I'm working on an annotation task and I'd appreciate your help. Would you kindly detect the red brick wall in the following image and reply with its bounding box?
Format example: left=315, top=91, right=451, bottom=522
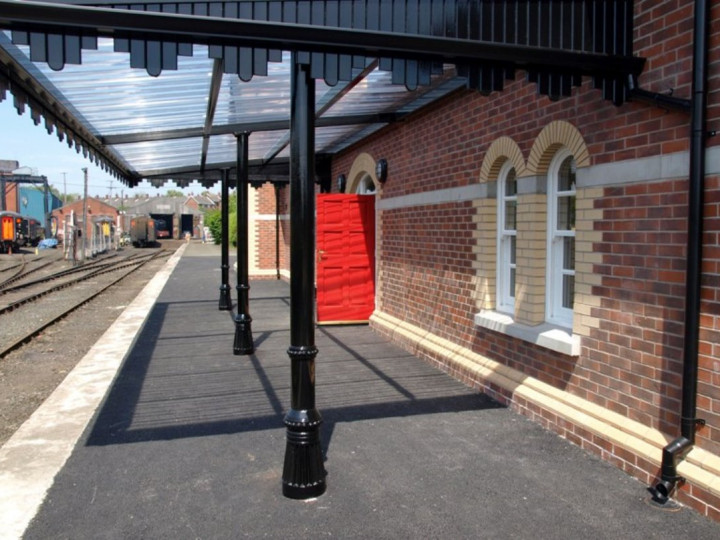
left=332, top=0, right=720, bottom=514
left=252, top=183, right=289, bottom=276
left=588, top=181, right=689, bottom=431
left=581, top=175, right=718, bottom=455
left=700, top=175, right=720, bottom=451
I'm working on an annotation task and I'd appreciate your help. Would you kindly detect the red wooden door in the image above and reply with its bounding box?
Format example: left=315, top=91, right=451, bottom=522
left=316, top=194, right=375, bottom=324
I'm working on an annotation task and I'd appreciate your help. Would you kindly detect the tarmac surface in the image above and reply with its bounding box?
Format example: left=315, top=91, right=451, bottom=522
left=2, top=241, right=720, bottom=539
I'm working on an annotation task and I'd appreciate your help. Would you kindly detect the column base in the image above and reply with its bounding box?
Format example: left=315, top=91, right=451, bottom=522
left=282, top=409, right=326, bottom=499
left=233, top=315, right=254, bottom=355
left=218, top=285, right=232, bottom=311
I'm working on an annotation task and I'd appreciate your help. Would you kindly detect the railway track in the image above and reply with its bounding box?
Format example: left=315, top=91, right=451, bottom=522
left=0, top=252, right=137, bottom=305
left=0, top=249, right=172, bottom=358
left=0, top=254, right=58, bottom=290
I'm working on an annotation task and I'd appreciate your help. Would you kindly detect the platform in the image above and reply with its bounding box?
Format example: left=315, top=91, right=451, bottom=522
left=2, top=241, right=719, bottom=539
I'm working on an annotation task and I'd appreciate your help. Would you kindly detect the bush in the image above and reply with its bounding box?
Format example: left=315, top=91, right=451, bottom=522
left=204, top=210, right=222, bottom=244
left=203, top=192, right=237, bottom=245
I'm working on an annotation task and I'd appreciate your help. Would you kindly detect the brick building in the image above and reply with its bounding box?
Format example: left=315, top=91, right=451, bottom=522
left=319, top=0, right=720, bottom=520
left=248, top=183, right=290, bottom=279
left=51, top=197, right=119, bottom=243
left=2, top=0, right=720, bottom=521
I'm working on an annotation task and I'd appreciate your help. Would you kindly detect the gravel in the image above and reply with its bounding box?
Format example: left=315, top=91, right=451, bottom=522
left=0, top=242, right=183, bottom=447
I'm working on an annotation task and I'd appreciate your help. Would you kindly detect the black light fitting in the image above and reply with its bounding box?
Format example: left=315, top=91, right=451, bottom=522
left=375, top=158, right=388, bottom=183
left=337, top=174, right=346, bottom=193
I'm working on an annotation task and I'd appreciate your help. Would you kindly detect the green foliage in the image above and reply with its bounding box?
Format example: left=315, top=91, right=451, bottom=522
left=203, top=193, right=236, bottom=245
left=204, top=210, right=222, bottom=244
left=229, top=211, right=237, bottom=247
left=166, top=189, right=185, bottom=197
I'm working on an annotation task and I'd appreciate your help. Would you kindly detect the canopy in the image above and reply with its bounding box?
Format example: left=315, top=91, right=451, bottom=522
left=0, top=0, right=644, bottom=188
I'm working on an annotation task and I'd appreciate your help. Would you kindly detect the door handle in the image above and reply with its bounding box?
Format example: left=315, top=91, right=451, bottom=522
left=318, top=250, right=326, bottom=262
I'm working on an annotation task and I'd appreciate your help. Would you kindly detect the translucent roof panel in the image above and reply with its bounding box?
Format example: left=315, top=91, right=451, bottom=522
left=315, top=124, right=384, bottom=154
left=206, top=132, right=291, bottom=164
left=109, top=138, right=204, bottom=172
left=323, top=123, right=389, bottom=154
left=12, top=38, right=215, bottom=136
left=215, top=53, right=292, bottom=126
left=320, top=66, right=460, bottom=119
left=1, top=29, right=464, bottom=180
left=320, top=69, right=407, bottom=117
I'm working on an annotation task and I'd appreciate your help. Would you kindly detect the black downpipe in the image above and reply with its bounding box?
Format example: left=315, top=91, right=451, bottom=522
left=653, top=0, right=709, bottom=503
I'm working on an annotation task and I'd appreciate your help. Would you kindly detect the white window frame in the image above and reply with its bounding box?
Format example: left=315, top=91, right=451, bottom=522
left=496, top=160, right=517, bottom=314
left=356, top=174, right=376, bottom=194
left=546, top=148, right=576, bottom=328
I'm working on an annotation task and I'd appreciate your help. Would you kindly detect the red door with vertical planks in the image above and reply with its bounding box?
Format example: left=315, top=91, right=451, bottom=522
left=316, top=194, right=375, bottom=324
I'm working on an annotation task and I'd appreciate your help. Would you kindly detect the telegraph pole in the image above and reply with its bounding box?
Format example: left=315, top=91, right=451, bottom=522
left=81, top=167, right=88, bottom=262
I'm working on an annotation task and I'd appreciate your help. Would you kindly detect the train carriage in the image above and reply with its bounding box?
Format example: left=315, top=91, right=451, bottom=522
left=0, top=211, right=23, bottom=254
left=129, top=215, right=158, bottom=248
left=20, top=217, right=44, bottom=247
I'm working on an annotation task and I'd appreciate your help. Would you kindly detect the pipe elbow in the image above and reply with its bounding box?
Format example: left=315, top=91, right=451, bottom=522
left=653, top=436, right=693, bottom=503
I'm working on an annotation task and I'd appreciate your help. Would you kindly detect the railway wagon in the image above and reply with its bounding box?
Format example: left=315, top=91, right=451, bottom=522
left=129, top=215, right=157, bottom=248
left=0, top=211, right=23, bottom=253
left=20, top=217, right=44, bottom=247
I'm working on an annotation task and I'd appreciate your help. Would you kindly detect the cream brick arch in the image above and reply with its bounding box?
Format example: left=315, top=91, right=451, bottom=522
left=479, top=136, right=526, bottom=182
left=526, top=120, right=590, bottom=175
left=346, top=152, right=380, bottom=193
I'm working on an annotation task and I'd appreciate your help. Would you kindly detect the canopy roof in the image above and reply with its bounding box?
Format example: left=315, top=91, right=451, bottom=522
left=0, top=0, right=644, bottom=188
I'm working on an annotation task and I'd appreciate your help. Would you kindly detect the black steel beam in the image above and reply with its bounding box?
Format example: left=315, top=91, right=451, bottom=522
left=100, top=113, right=405, bottom=146
left=233, top=131, right=254, bottom=355
left=0, top=1, right=646, bottom=79
left=200, top=59, right=224, bottom=171
left=282, top=53, right=326, bottom=500
left=138, top=157, right=291, bottom=180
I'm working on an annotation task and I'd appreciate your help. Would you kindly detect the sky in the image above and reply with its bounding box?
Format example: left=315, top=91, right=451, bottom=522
left=0, top=98, right=215, bottom=198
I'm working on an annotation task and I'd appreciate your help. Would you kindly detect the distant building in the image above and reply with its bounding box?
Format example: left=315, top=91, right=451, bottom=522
left=101, top=194, right=210, bottom=239
left=50, top=197, right=119, bottom=243
left=0, top=162, right=60, bottom=235
left=184, top=193, right=219, bottom=212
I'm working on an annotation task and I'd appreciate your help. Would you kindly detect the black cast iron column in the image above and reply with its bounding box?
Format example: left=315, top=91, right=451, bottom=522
left=218, top=168, right=232, bottom=310
left=275, top=182, right=282, bottom=280
left=282, top=53, right=326, bottom=499
left=234, top=132, right=254, bottom=355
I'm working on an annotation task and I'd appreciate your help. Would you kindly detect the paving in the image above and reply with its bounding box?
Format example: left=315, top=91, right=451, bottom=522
left=2, top=241, right=720, bottom=539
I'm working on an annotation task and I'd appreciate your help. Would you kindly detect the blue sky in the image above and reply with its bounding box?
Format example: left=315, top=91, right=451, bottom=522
left=0, top=98, right=212, bottom=198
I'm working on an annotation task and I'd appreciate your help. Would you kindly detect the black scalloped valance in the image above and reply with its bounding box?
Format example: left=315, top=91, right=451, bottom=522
left=0, top=66, right=137, bottom=182
left=7, top=0, right=639, bottom=103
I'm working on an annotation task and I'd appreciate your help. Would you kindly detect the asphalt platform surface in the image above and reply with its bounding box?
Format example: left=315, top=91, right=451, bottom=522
left=7, top=242, right=720, bottom=539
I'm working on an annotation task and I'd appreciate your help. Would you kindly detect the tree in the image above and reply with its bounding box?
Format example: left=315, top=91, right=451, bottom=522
left=166, top=189, right=185, bottom=197
left=203, top=192, right=236, bottom=245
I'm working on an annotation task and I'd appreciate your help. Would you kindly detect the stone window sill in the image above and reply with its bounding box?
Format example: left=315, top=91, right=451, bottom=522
left=474, top=310, right=581, bottom=357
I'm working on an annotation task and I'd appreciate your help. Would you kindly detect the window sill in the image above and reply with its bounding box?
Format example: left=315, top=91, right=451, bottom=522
left=474, top=310, right=581, bottom=357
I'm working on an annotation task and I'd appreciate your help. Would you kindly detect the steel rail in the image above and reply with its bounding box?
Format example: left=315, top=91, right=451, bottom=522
left=0, top=252, right=161, bottom=313
left=0, top=252, right=122, bottom=294
left=0, top=249, right=170, bottom=357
